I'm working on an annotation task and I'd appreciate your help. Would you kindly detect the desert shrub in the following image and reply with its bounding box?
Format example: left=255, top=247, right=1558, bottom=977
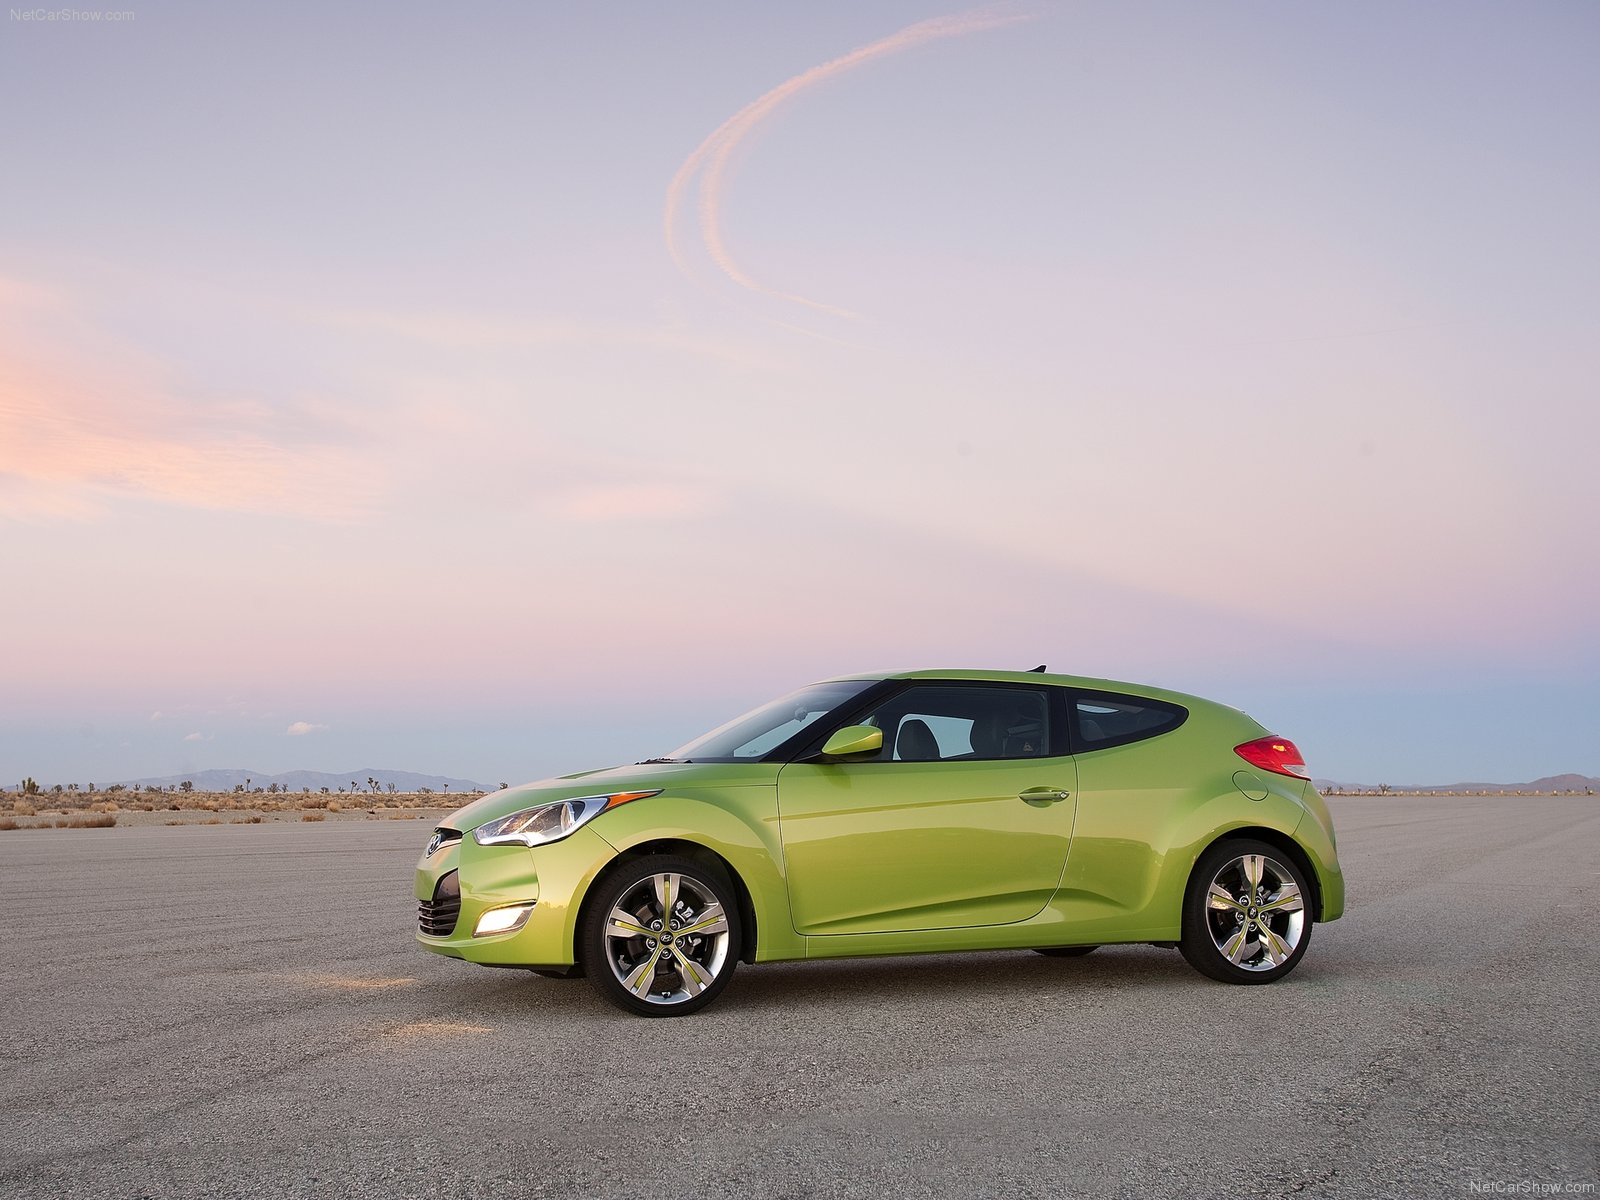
left=55, top=814, right=116, bottom=829
left=302, top=812, right=326, bottom=822
left=233, top=815, right=262, bottom=824
left=164, top=820, right=183, bottom=826
left=326, top=800, right=342, bottom=813
left=0, top=818, right=17, bottom=831
left=201, top=817, right=222, bottom=825
left=12, top=800, right=35, bottom=816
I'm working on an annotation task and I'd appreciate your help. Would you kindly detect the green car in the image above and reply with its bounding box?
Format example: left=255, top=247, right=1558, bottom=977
left=416, top=669, right=1344, bottom=1016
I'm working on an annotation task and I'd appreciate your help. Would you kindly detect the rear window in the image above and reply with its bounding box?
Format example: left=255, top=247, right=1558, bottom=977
left=1072, top=692, right=1187, bottom=751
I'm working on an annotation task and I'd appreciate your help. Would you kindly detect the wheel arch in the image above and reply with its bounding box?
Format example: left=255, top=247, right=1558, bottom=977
left=574, top=839, right=760, bottom=965
left=1190, top=826, right=1324, bottom=921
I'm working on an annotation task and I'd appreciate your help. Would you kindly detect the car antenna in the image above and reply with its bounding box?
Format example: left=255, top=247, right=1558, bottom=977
left=1029, top=664, right=1047, bottom=673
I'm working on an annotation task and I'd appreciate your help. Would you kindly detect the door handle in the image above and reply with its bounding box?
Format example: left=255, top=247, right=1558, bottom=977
left=1018, top=787, right=1070, bottom=804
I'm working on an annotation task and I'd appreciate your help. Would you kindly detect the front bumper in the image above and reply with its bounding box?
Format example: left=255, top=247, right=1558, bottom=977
left=414, top=824, right=616, bottom=968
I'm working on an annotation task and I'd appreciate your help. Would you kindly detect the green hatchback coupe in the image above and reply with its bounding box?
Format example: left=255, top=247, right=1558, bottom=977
left=416, top=669, right=1344, bottom=1016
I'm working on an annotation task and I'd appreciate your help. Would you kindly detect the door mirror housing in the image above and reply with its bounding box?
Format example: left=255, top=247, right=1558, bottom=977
left=819, top=725, right=883, bottom=759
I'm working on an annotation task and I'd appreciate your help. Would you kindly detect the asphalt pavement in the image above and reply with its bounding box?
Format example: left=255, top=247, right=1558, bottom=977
left=1, top=796, right=1595, bottom=1200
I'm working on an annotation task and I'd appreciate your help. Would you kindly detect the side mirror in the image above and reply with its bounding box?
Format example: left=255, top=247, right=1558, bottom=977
left=819, top=725, right=883, bottom=759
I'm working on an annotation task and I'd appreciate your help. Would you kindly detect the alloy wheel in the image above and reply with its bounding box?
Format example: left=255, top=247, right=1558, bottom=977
left=1202, top=852, right=1306, bottom=972
left=601, top=870, right=732, bottom=1007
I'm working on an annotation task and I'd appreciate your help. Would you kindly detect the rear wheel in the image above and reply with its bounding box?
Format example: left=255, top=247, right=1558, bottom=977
left=1180, top=839, right=1312, bottom=984
left=582, top=855, right=740, bottom=1017
left=1034, top=945, right=1099, bottom=957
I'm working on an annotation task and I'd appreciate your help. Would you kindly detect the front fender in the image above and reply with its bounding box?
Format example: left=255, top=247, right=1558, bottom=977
left=585, top=785, right=804, bottom=962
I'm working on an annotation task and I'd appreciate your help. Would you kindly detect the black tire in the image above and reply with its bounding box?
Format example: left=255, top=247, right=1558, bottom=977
left=1180, top=838, right=1313, bottom=984
left=582, top=855, right=741, bottom=1017
left=1034, top=945, right=1099, bottom=957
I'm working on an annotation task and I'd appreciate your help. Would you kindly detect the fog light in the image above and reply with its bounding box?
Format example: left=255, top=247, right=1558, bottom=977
left=473, top=903, right=535, bottom=937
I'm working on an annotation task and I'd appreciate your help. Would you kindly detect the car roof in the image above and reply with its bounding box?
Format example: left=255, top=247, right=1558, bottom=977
left=825, top=668, right=1211, bottom=711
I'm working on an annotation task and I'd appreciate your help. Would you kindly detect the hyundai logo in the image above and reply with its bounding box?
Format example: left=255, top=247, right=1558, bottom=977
left=425, top=831, right=444, bottom=857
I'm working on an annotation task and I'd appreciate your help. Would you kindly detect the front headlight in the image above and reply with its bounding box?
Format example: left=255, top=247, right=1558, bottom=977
left=471, top=790, right=661, bottom=848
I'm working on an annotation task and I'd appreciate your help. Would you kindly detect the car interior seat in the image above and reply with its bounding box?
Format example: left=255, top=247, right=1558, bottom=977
left=895, top=718, right=941, bottom=761
left=969, top=713, right=1004, bottom=757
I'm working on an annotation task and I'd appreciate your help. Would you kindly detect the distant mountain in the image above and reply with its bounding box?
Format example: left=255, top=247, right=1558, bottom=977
left=1314, top=773, right=1598, bottom=794
left=108, top=767, right=487, bottom=793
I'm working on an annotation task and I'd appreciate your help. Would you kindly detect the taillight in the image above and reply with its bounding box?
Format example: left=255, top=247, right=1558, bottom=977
left=1235, top=736, right=1310, bottom=779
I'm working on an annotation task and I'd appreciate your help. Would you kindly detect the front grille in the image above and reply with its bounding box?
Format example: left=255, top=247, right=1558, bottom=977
left=418, top=870, right=461, bottom=937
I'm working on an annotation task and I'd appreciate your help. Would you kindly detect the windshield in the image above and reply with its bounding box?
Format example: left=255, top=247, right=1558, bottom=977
left=662, top=680, right=877, bottom=762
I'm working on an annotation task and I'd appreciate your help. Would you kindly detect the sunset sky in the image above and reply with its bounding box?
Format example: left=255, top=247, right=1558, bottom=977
left=2, top=2, right=1596, bottom=787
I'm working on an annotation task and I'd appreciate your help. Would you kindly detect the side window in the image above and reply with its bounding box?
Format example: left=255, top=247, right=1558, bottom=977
left=1073, top=693, right=1187, bottom=750
left=861, top=686, right=1051, bottom=762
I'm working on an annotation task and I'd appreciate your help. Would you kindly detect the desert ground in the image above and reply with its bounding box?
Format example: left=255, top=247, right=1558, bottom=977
left=0, top=795, right=1595, bottom=1200
left=0, top=787, right=461, bottom=830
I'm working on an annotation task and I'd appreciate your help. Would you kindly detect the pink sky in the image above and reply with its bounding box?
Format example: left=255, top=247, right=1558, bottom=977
left=2, top=3, right=1596, bottom=785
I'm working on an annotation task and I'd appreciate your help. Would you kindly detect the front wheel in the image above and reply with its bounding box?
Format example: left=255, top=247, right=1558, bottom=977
left=1180, top=839, right=1312, bottom=984
left=582, top=855, right=740, bottom=1017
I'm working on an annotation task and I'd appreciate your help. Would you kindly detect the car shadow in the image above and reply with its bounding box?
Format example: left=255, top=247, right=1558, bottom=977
left=722, top=945, right=1200, bottom=1011
left=414, top=945, right=1205, bottom=1021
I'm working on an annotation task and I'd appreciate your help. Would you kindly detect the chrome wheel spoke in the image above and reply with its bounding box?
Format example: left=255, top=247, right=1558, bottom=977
left=676, top=902, right=729, bottom=938
left=1260, top=924, right=1292, bottom=965
left=653, top=872, right=678, bottom=916
left=1243, top=854, right=1264, bottom=895
left=1207, top=883, right=1244, bottom=914
left=606, top=907, right=654, bottom=940
left=1222, top=926, right=1251, bottom=964
left=1260, top=883, right=1303, bottom=915
left=672, top=948, right=712, bottom=996
left=622, top=948, right=664, bottom=996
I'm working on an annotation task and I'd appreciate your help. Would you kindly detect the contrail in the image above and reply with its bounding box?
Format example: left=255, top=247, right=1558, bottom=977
left=664, top=4, right=1033, bottom=317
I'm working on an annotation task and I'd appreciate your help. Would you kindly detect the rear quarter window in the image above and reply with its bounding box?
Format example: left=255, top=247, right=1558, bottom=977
left=1071, top=692, right=1188, bottom=752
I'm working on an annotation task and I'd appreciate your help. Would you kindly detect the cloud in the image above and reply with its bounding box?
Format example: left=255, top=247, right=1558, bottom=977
left=286, top=721, right=329, bottom=736
left=664, top=4, right=1033, bottom=316
left=182, top=732, right=210, bottom=742
left=0, top=278, right=382, bottom=522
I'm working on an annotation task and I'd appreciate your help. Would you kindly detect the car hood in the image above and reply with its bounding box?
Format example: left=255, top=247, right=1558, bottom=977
left=438, top=760, right=776, bottom=832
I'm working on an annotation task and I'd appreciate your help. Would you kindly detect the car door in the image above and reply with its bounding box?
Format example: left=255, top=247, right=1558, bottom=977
left=775, top=683, right=1077, bottom=935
